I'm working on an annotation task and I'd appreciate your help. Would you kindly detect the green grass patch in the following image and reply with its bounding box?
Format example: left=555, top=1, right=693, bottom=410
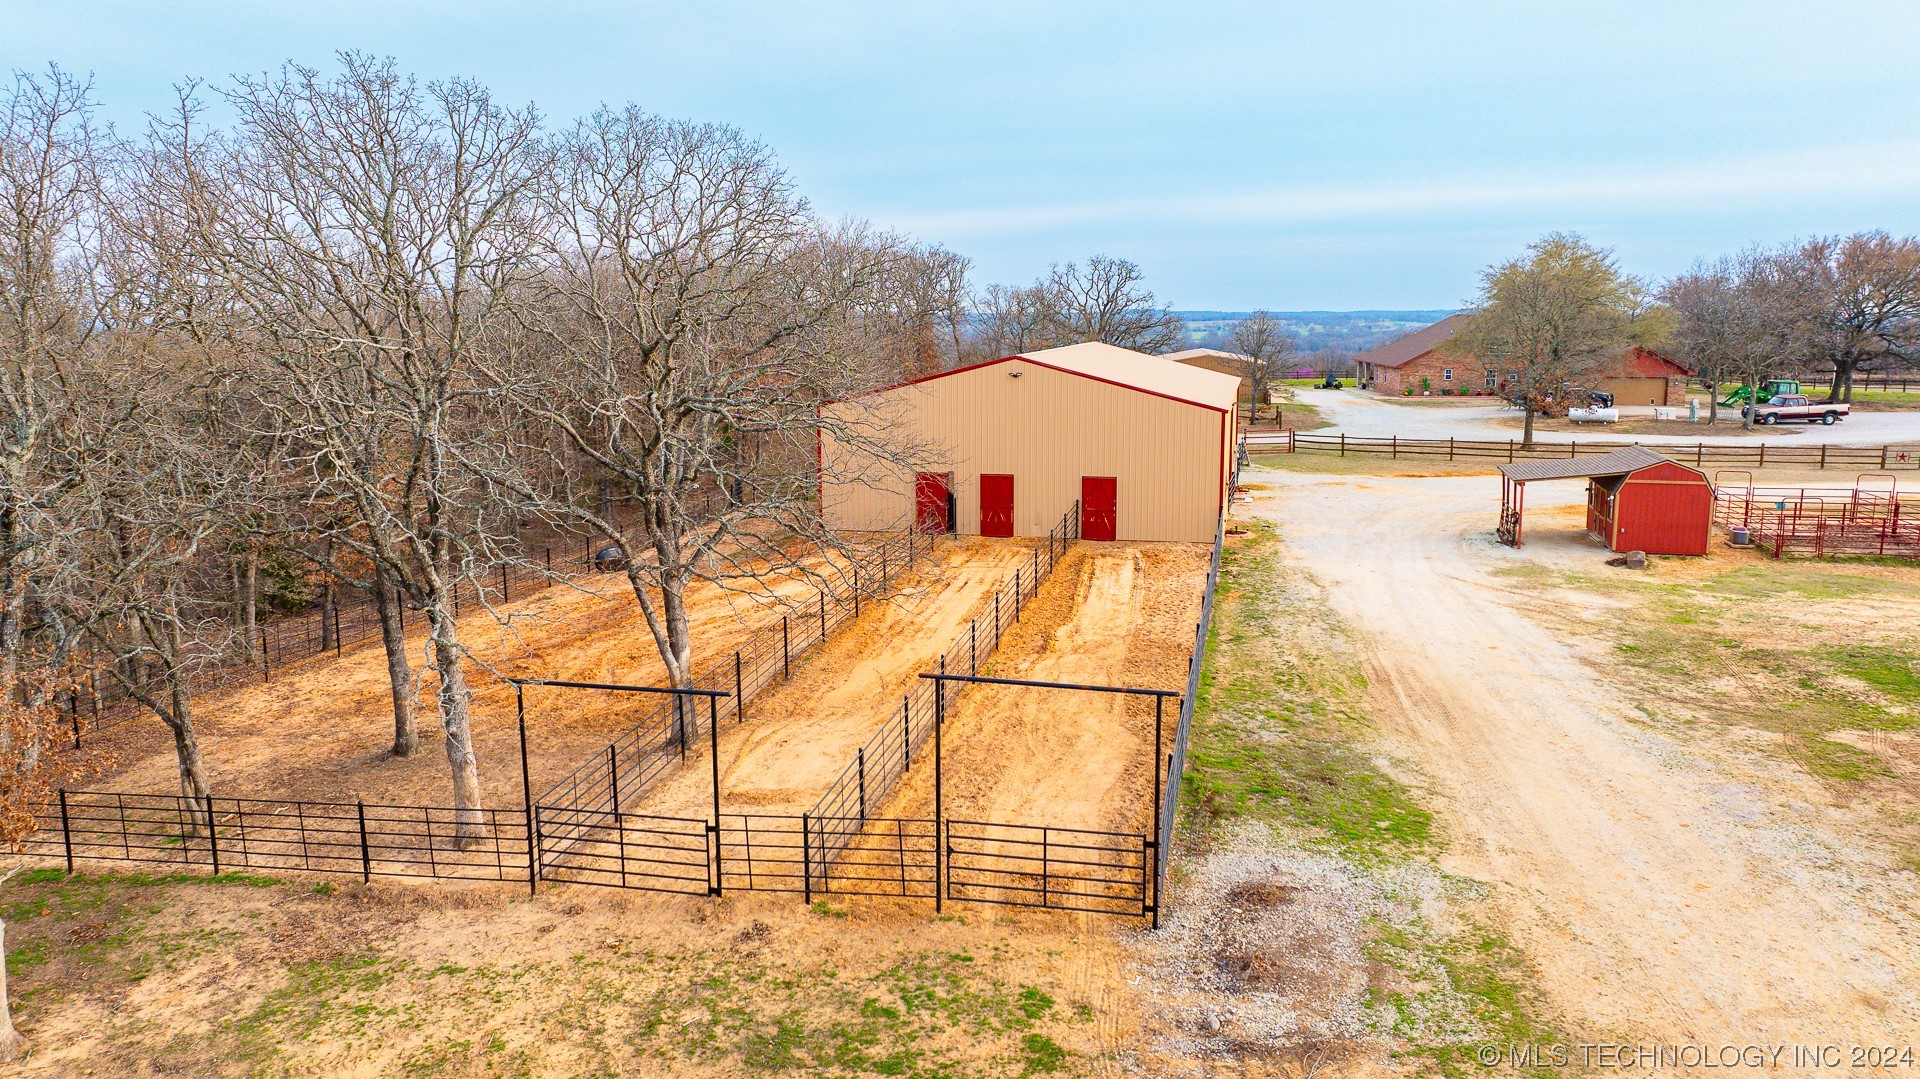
left=1504, top=562, right=1920, bottom=796
left=1370, top=924, right=1565, bottom=1078
left=1183, top=518, right=1434, bottom=861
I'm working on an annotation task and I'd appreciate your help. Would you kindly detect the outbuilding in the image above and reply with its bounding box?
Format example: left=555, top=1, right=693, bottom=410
left=1497, top=446, right=1714, bottom=555
left=819, top=342, right=1240, bottom=543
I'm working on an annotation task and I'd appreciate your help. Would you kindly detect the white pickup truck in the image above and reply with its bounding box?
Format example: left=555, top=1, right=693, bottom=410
left=1747, top=394, right=1850, bottom=425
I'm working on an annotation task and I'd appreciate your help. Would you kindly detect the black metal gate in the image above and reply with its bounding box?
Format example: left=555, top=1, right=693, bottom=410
left=716, top=814, right=936, bottom=899
left=944, top=820, right=1151, bottom=916
left=533, top=806, right=713, bottom=894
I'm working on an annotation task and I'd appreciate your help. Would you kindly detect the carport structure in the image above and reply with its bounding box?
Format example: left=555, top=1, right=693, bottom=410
left=1497, top=445, right=1714, bottom=554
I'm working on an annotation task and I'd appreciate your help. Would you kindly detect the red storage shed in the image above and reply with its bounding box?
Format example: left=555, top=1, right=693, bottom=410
left=1497, top=446, right=1714, bottom=555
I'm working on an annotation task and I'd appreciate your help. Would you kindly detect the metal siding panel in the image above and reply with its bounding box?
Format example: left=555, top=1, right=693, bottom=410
left=1615, top=472, right=1713, bottom=555
left=819, top=359, right=1223, bottom=541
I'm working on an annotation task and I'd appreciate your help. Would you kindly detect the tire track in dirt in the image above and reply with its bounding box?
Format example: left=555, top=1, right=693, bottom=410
left=882, top=543, right=1209, bottom=835
left=625, top=539, right=1042, bottom=818
left=1250, top=469, right=1920, bottom=1048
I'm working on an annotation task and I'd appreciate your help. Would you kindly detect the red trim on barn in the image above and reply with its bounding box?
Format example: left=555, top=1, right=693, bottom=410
left=825, top=355, right=1230, bottom=414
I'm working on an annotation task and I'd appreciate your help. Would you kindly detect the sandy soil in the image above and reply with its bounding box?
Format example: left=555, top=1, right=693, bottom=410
left=85, top=539, right=935, bottom=808
left=626, top=538, right=1040, bottom=818
left=880, top=543, right=1211, bottom=834
left=1244, top=465, right=1920, bottom=1048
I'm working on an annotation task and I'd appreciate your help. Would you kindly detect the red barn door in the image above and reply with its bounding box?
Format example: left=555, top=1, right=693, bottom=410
left=914, top=472, right=952, bottom=534
left=979, top=474, right=1015, bottom=537
left=1081, top=476, right=1117, bottom=540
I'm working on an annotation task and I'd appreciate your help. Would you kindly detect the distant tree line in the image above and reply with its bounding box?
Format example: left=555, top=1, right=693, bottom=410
left=1441, top=231, right=1920, bottom=441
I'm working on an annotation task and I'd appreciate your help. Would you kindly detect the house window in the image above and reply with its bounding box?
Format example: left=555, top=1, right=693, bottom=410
left=1484, top=370, right=1498, bottom=388
left=1442, top=368, right=1454, bottom=381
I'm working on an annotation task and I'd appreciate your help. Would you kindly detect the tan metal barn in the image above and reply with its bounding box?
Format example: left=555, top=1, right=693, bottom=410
left=819, top=342, right=1241, bottom=543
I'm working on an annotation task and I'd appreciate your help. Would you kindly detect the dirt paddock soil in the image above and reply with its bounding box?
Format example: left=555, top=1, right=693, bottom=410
left=82, top=536, right=983, bottom=809
left=625, top=537, right=1041, bottom=818
left=879, top=542, right=1212, bottom=835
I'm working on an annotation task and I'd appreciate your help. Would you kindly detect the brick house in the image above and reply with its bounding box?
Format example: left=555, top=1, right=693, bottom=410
left=1353, top=315, right=1695, bottom=405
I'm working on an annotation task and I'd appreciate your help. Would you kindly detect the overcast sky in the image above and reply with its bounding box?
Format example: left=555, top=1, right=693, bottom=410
left=6, top=0, right=1917, bottom=310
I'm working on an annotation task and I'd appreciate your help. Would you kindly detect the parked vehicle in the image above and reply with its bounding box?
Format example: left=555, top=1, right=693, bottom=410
left=1720, top=379, right=1802, bottom=409
left=1319, top=374, right=1344, bottom=389
left=1747, top=394, right=1849, bottom=425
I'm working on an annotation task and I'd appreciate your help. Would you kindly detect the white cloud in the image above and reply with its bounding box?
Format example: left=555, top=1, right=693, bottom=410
left=887, top=142, right=1920, bottom=237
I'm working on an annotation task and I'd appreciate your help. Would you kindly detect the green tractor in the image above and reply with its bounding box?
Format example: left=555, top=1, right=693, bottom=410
left=1719, top=379, right=1802, bottom=409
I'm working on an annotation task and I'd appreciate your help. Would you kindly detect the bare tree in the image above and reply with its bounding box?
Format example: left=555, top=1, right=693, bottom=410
left=876, top=244, right=970, bottom=377
left=1661, top=257, right=1754, bottom=425
left=1227, top=310, right=1295, bottom=416
left=968, top=282, right=1051, bottom=359
left=491, top=107, right=910, bottom=691
left=1041, top=254, right=1186, bottom=353
left=54, top=357, right=247, bottom=801
left=143, top=55, right=547, bottom=835
left=1448, top=233, right=1649, bottom=444
left=0, top=67, right=101, bottom=704
left=1779, top=233, right=1920, bottom=402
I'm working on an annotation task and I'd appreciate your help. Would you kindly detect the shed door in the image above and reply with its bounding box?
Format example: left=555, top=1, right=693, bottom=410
left=915, top=472, right=952, bottom=535
left=979, top=474, right=1015, bottom=538
left=1081, top=476, right=1117, bottom=541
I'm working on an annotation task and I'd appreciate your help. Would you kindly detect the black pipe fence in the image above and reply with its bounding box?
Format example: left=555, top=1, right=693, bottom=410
left=1251, top=429, right=1920, bottom=471
left=24, top=790, right=531, bottom=883
left=534, top=530, right=933, bottom=859
left=804, top=503, right=1081, bottom=877
left=1157, top=438, right=1238, bottom=883
left=59, top=503, right=678, bottom=747
left=24, top=486, right=1220, bottom=928
left=28, top=790, right=1144, bottom=915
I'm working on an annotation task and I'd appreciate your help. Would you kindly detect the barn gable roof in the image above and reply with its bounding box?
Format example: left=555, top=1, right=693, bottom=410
left=829, top=341, right=1243, bottom=412
left=1017, top=342, right=1242, bottom=410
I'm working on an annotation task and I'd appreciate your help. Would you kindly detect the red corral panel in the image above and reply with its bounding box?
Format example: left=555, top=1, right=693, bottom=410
left=1612, top=462, right=1712, bottom=555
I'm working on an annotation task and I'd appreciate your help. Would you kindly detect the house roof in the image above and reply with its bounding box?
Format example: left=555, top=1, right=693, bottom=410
left=1352, top=313, right=1472, bottom=369
left=1354, top=315, right=1697, bottom=379
left=1497, top=445, right=1681, bottom=483
left=1014, top=342, right=1243, bottom=411
left=1612, top=345, right=1696, bottom=377
left=1161, top=347, right=1250, bottom=364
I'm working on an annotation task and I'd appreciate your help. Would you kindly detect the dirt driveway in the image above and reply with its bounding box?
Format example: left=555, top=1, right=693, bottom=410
left=1246, top=466, right=1920, bottom=1048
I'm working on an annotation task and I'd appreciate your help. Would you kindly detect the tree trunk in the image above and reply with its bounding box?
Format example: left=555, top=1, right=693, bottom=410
left=167, top=678, right=211, bottom=802
left=1829, top=365, right=1846, bottom=405
left=661, top=578, right=694, bottom=688
left=1522, top=405, right=1537, bottom=447
left=317, top=540, right=334, bottom=653
left=426, top=602, right=484, bottom=842
left=0, top=914, right=22, bottom=1062
left=373, top=574, right=417, bottom=758
left=242, top=555, right=258, bottom=644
